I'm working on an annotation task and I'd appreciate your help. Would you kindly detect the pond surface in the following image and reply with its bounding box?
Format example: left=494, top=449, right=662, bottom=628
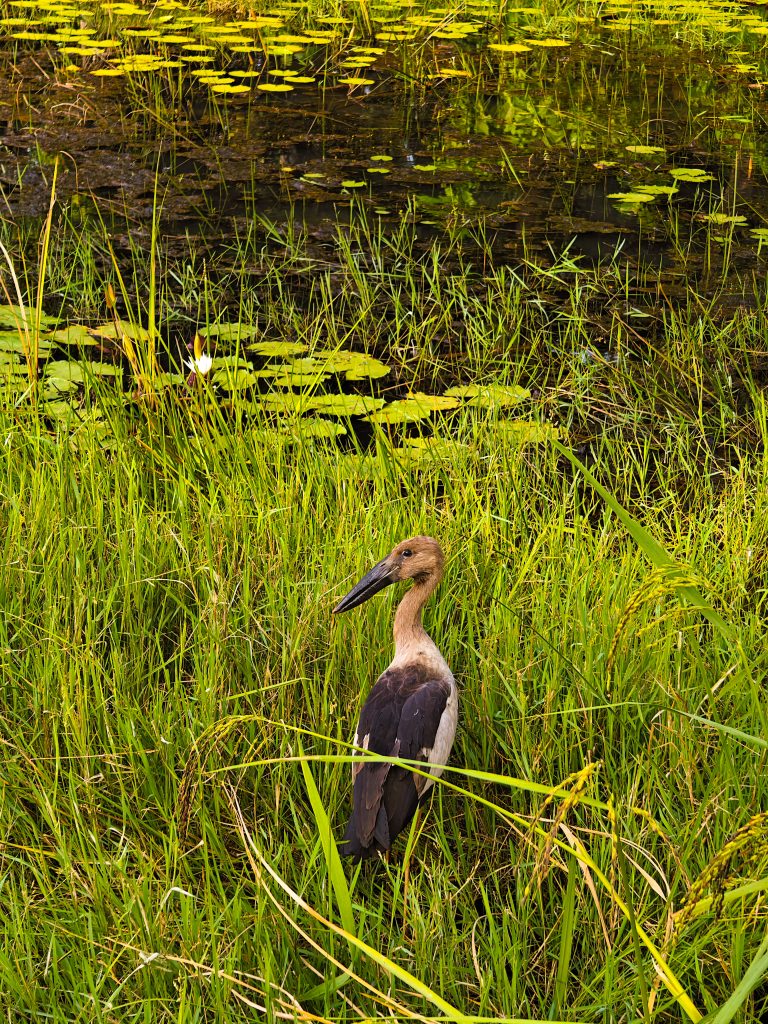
left=2, top=0, right=768, bottom=439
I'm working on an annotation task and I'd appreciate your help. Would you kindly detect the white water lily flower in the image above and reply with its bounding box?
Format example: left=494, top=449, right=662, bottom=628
left=186, top=333, right=213, bottom=376
left=185, top=353, right=213, bottom=376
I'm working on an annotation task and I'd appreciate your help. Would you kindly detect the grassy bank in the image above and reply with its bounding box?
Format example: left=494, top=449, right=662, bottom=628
left=1, top=276, right=767, bottom=1020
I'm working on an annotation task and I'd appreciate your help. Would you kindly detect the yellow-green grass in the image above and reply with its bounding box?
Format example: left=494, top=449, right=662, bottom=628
left=0, top=348, right=767, bottom=1019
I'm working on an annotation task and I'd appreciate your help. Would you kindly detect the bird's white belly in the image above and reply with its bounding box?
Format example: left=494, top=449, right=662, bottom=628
left=419, top=679, right=458, bottom=794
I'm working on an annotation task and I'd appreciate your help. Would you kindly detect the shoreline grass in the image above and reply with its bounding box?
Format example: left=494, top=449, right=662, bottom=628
left=1, top=338, right=767, bottom=1018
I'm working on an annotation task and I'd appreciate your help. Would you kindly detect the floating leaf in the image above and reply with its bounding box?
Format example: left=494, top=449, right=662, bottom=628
left=339, top=77, right=374, bottom=86
left=0, top=304, right=57, bottom=330
left=341, top=180, right=366, bottom=188
left=202, top=322, right=260, bottom=341
left=635, top=185, right=678, bottom=196
left=366, top=393, right=459, bottom=424
left=625, top=145, right=666, bottom=154
left=0, top=330, right=54, bottom=353
left=248, top=340, right=308, bottom=357
left=670, top=168, right=715, bottom=182
left=210, top=84, right=251, bottom=94
left=272, top=370, right=331, bottom=387
left=44, top=359, right=120, bottom=393
left=89, top=322, right=150, bottom=341
left=288, top=418, right=347, bottom=440
left=496, top=419, right=561, bottom=443
left=211, top=367, right=257, bottom=389
left=524, top=38, right=570, bottom=47
left=703, top=212, right=747, bottom=225
left=257, top=82, right=294, bottom=92
left=307, top=394, right=385, bottom=417
left=489, top=42, right=532, bottom=53
left=258, top=391, right=316, bottom=413
left=607, top=191, right=656, bottom=204
left=400, top=435, right=469, bottom=460
left=444, top=383, right=530, bottom=407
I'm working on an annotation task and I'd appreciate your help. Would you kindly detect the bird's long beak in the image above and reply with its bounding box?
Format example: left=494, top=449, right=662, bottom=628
left=333, top=557, right=397, bottom=613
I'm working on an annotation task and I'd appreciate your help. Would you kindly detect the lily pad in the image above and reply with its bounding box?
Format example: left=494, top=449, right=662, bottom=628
left=248, top=340, right=308, bottom=357
left=258, top=391, right=317, bottom=413
left=47, top=324, right=98, bottom=345
left=607, top=192, right=656, bottom=204
left=625, top=145, right=666, bottom=155
left=366, top=393, right=460, bottom=424
left=211, top=367, right=257, bottom=389
left=703, top=213, right=747, bottom=226
left=444, top=383, right=530, bottom=408
left=201, top=322, right=260, bottom=342
left=398, top=436, right=470, bottom=461
left=635, top=185, right=678, bottom=197
left=0, top=330, right=55, bottom=353
left=288, top=418, right=347, bottom=440
left=90, top=322, right=151, bottom=341
left=45, top=359, right=121, bottom=380
left=307, top=394, right=385, bottom=417
left=341, top=353, right=390, bottom=381
left=272, top=370, right=331, bottom=387
left=496, top=419, right=561, bottom=443
left=0, top=304, right=57, bottom=330
left=670, top=168, right=715, bottom=183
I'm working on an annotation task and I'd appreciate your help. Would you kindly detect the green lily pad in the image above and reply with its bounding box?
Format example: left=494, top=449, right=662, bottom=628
left=398, top=436, right=470, bottom=461
left=44, top=359, right=121, bottom=386
left=444, top=383, right=530, bottom=408
left=89, top=322, right=151, bottom=341
left=670, top=168, right=715, bottom=183
left=201, top=322, right=260, bottom=341
left=258, top=391, right=317, bottom=413
left=0, top=330, right=55, bottom=353
left=0, top=304, right=58, bottom=330
left=607, top=192, right=656, bottom=204
left=248, top=340, right=308, bottom=357
left=497, top=419, right=561, bottom=443
left=344, top=354, right=390, bottom=381
left=366, top=393, right=460, bottom=424
left=307, top=394, right=385, bottom=417
left=211, top=367, right=257, bottom=389
left=625, top=145, right=666, bottom=155
left=288, top=418, right=347, bottom=440
left=47, top=324, right=98, bottom=345
left=635, top=185, right=678, bottom=197
left=272, top=370, right=331, bottom=387
left=153, top=372, right=185, bottom=387
left=703, top=213, right=747, bottom=225
left=43, top=360, right=119, bottom=397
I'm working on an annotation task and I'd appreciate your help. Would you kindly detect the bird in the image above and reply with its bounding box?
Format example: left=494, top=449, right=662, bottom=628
left=333, top=536, right=458, bottom=861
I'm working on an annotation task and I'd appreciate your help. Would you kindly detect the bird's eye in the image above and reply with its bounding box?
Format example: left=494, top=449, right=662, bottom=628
left=402, top=548, right=413, bottom=558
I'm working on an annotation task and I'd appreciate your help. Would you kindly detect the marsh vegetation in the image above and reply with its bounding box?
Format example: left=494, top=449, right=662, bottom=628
left=1, top=0, right=767, bottom=1021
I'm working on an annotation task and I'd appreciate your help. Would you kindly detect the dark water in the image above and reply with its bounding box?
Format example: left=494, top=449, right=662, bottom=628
left=1, top=0, right=767, bottom=434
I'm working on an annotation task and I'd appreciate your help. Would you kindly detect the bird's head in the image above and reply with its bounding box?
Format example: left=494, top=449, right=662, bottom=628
left=332, top=535, right=445, bottom=614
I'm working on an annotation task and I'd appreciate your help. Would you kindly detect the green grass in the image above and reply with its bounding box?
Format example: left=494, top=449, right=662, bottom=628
left=1, top=265, right=767, bottom=1020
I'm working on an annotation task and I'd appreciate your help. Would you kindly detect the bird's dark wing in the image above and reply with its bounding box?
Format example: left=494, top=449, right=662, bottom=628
left=341, top=665, right=453, bottom=860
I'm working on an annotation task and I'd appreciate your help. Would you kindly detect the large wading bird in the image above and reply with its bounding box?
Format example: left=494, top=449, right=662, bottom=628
left=333, top=536, right=457, bottom=861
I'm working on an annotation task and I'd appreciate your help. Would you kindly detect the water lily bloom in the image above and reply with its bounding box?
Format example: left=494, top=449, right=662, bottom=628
left=185, top=353, right=213, bottom=376
left=186, top=333, right=212, bottom=378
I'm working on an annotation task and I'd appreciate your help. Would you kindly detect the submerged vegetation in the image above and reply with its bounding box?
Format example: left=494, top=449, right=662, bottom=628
left=0, top=0, right=768, bottom=1021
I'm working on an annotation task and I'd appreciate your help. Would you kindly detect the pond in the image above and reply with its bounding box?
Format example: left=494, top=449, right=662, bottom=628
left=1, top=0, right=768, bottom=444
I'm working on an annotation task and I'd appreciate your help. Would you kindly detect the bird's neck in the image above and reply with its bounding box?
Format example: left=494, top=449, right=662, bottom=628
left=392, top=576, right=438, bottom=659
